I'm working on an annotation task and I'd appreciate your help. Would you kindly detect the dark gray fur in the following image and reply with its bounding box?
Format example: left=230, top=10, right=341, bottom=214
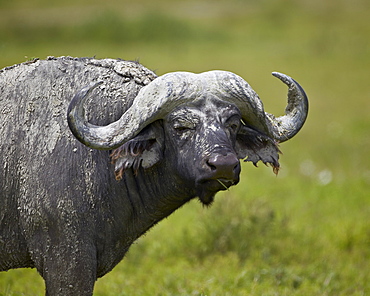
left=0, top=57, right=279, bottom=295
left=0, top=57, right=159, bottom=294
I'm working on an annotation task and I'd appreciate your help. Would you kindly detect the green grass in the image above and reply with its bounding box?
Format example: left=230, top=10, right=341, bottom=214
left=0, top=0, right=369, bottom=295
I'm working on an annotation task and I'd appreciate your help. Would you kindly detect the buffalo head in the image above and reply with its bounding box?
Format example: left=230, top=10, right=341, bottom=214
left=67, top=71, right=308, bottom=204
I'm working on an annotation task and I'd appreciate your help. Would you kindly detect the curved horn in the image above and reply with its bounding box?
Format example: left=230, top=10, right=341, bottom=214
left=67, top=73, right=199, bottom=150
left=67, top=81, right=104, bottom=148
left=207, top=71, right=308, bottom=142
left=67, top=71, right=308, bottom=150
left=267, top=72, right=309, bottom=142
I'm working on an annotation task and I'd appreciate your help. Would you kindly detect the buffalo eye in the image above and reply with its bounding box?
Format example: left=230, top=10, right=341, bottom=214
left=225, top=115, right=241, bottom=133
left=174, top=126, right=193, bottom=133
left=172, top=120, right=196, bottom=135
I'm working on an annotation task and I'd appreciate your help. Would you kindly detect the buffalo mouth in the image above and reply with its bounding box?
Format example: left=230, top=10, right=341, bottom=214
left=196, top=178, right=239, bottom=206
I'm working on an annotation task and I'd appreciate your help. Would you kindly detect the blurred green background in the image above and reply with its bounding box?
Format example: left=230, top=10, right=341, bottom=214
left=0, top=0, right=369, bottom=295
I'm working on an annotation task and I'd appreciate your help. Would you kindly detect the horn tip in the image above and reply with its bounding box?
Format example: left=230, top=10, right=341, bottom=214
left=271, top=72, right=293, bottom=85
left=272, top=72, right=300, bottom=92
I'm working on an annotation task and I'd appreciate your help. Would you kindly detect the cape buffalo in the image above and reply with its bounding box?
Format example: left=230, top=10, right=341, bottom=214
left=0, top=56, right=308, bottom=295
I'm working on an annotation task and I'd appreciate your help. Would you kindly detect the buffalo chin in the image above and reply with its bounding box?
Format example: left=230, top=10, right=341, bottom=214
left=196, top=179, right=236, bottom=206
left=197, top=189, right=217, bottom=206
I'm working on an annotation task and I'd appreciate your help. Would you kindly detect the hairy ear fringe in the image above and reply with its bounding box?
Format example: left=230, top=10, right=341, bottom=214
left=237, top=127, right=281, bottom=175
left=112, top=158, right=142, bottom=180
left=111, top=140, right=155, bottom=161
left=114, top=167, right=125, bottom=181
left=110, top=139, right=156, bottom=180
left=247, top=153, right=281, bottom=175
left=243, top=137, right=281, bottom=175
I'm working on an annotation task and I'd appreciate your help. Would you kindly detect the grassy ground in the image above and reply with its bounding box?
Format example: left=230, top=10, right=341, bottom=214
left=0, top=0, right=369, bottom=295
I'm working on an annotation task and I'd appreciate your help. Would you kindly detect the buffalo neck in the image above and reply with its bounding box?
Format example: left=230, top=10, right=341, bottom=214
left=118, top=162, right=195, bottom=240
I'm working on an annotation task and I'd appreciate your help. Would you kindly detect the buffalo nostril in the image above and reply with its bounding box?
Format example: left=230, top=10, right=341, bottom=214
left=207, top=161, right=217, bottom=171
left=207, top=153, right=239, bottom=177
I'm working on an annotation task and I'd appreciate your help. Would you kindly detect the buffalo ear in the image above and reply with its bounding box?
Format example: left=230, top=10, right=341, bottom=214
left=110, top=121, right=164, bottom=180
left=235, top=124, right=281, bottom=174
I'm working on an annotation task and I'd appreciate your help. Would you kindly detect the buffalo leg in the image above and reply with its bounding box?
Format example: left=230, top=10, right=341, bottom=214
left=30, top=238, right=97, bottom=296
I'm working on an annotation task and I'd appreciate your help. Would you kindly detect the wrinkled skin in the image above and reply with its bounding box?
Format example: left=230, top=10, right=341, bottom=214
left=164, top=97, right=242, bottom=205
left=0, top=57, right=282, bottom=296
